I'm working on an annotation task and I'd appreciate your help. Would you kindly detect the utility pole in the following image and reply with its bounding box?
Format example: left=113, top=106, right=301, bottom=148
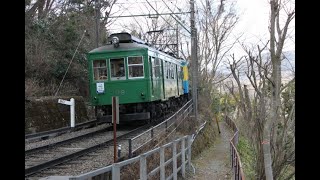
left=190, top=0, right=198, bottom=120
left=176, top=22, right=179, bottom=57
left=95, top=0, right=100, bottom=48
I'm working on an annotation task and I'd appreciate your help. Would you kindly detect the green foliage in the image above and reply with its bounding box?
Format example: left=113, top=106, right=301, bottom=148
left=191, top=120, right=216, bottom=158
left=278, top=165, right=295, bottom=180
left=237, top=136, right=256, bottom=179
left=219, top=93, right=237, bottom=113
left=51, top=60, right=68, bottom=79
left=25, top=1, right=104, bottom=98
left=211, top=94, right=220, bottom=114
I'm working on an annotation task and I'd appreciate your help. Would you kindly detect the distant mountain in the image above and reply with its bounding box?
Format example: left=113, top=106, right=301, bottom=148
left=260, top=50, right=295, bottom=75
left=281, top=51, right=295, bottom=82
left=282, top=50, right=295, bottom=69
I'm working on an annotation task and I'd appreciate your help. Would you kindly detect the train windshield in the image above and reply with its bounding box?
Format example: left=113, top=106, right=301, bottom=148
left=93, top=60, right=107, bottom=81
left=110, top=58, right=125, bottom=80
left=128, top=56, right=144, bottom=78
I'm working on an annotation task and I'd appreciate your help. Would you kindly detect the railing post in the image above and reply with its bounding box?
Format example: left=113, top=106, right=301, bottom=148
left=181, top=137, right=186, bottom=178
left=112, top=163, right=120, bottom=180
left=140, top=154, right=147, bottom=180
left=173, top=140, right=178, bottom=180
left=165, top=121, right=168, bottom=132
left=117, top=145, right=121, bottom=159
left=151, top=128, right=154, bottom=138
left=128, top=139, right=132, bottom=158
left=234, top=156, right=238, bottom=180
left=234, top=148, right=236, bottom=169
left=187, top=135, right=192, bottom=170
left=235, top=131, right=239, bottom=145
left=230, top=142, right=233, bottom=167
left=237, top=164, right=240, bottom=180
left=160, top=146, right=165, bottom=180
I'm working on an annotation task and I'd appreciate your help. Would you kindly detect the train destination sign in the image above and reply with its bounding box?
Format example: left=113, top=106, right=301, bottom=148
left=96, top=82, right=105, bottom=93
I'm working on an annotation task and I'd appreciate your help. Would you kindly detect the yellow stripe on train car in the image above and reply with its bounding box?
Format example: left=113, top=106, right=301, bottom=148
left=183, top=66, right=188, bottom=81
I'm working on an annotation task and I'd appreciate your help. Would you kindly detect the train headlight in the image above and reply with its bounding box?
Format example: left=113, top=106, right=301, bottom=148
left=112, top=36, right=120, bottom=48
left=141, top=92, right=145, bottom=99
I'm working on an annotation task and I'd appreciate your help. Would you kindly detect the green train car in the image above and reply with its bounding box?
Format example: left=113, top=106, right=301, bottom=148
left=87, top=32, right=189, bottom=123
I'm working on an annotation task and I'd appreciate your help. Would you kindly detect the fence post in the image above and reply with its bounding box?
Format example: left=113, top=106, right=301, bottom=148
left=112, top=163, right=120, bottom=180
left=140, top=154, right=147, bottom=180
left=173, top=140, right=178, bottom=180
left=181, top=137, right=186, bottom=178
left=160, top=146, right=165, bottom=180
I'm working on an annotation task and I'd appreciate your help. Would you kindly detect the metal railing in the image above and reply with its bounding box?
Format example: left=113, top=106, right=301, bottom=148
left=53, top=135, right=193, bottom=180
left=128, top=100, right=193, bottom=157
left=225, top=116, right=245, bottom=180
left=39, top=100, right=195, bottom=180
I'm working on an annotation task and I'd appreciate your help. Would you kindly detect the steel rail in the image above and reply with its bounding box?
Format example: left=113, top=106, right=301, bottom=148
left=25, top=125, right=149, bottom=177
left=25, top=119, right=102, bottom=140
left=25, top=126, right=113, bottom=155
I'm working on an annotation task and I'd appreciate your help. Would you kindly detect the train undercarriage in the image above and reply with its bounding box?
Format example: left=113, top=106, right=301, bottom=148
left=95, top=94, right=189, bottom=124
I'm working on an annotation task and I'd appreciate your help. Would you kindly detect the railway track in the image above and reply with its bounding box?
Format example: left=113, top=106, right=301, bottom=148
left=25, top=124, right=149, bottom=178
left=25, top=101, right=189, bottom=179
left=25, top=119, right=103, bottom=142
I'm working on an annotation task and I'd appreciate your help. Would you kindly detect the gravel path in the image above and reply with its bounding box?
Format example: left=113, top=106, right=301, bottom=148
left=186, top=121, right=234, bottom=180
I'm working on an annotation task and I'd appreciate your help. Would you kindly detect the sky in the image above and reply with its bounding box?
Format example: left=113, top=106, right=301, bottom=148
left=107, top=0, right=295, bottom=90
left=233, top=0, right=295, bottom=53
left=235, top=0, right=295, bottom=82
left=235, top=0, right=270, bottom=41
left=108, top=0, right=294, bottom=51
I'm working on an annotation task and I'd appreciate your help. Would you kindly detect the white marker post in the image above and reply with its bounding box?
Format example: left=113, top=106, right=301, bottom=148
left=58, top=98, right=75, bottom=128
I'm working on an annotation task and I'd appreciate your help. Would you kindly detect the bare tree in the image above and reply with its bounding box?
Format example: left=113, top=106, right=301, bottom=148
left=197, top=0, right=239, bottom=90
left=263, top=0, right=295, bottom=179
left=227, top=37, right=294, bottom=179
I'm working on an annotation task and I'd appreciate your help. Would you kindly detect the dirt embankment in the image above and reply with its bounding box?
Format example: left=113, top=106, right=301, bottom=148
left=25, top=96, right=90, bottom=134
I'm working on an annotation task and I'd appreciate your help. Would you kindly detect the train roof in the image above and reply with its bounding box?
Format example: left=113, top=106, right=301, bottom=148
left=89, top=43, right=148, bottom=54
left=89, top=32, right=188, bottom=65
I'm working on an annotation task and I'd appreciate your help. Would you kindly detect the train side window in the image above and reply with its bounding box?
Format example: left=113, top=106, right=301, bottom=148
left=154, top=57, right=161, bottom=78
left=149, top=56, right=153, bottom=78
left=110, top=58, right=125, bottom=80
left=128, top=56, right=144, bottom=78
left=165, top=61, right=169, bottom=79
left=93, top=60, right=107, bottom=81
left=168, top=62, right=171, bottom=79
left=171, top=64, right=175, bottom=79
left=173, top=64, right=178, bottom=79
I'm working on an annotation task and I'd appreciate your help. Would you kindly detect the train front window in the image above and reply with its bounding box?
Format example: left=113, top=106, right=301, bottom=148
left=93, top=60, right=107, bottom=81
left=110, top=58, right=125, bottom=80
left=128, top=56, right=144, bottom=78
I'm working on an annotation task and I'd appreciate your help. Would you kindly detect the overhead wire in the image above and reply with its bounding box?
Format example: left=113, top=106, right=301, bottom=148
left=109, top=0, right=191, bottom=38
left=108, top=0, right=192, bottom=55
left=54, top=30, right=87, bottom=96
